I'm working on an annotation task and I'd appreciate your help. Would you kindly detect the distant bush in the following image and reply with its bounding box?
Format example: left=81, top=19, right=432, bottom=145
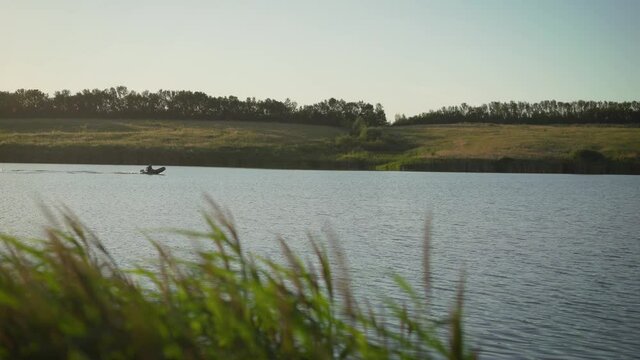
left=359, top=126, right=382, bottom=141
left=334, top=134, right=358, bottom=150
left=0, top=202, right=476, bottom=359
left=336, top=126, right=415, bottom=154
left=572, top=149, right=606, bottom=162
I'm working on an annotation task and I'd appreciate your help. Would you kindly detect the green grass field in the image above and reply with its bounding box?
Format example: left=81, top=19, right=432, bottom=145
left=388, top=124, right=640, bottom=160
left=1, top=118, right=638, bottom=173
left=0, top=118, right=346, bottom=149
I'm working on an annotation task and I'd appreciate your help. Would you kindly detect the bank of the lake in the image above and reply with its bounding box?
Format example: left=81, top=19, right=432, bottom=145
left=1, top=118, right=638, bottom=174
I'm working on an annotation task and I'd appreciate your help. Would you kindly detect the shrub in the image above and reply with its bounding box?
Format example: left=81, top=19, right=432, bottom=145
left=572, top=149, right=606, bottom=162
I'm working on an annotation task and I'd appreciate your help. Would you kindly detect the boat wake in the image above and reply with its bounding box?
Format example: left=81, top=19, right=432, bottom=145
left=1, top=169, right=141, bottom=175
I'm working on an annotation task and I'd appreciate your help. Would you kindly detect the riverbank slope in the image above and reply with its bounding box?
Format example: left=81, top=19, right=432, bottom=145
left=1, top=118, right=638, bottom=174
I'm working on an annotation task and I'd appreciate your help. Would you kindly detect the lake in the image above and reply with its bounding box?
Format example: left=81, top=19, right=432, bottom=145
left=1, top=163, right=639, bottom=359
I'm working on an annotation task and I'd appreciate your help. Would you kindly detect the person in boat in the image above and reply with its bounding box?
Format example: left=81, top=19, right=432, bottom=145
left=146, top=165, right=153, bottom=173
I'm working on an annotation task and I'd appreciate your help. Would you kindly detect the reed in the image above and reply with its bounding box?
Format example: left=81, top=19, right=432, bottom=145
left=0, top=202, right=476, bottom=359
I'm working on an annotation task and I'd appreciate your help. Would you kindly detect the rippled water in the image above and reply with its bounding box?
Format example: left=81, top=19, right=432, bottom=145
left=1, top=163, right=639, bottom=359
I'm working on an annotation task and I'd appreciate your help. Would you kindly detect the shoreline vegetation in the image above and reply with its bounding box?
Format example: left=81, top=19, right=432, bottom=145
left=0, top=203, right=476, bottom=359
left=0, top=87, right=638, bottom=174
left=1, top=118, right=639, bottom=174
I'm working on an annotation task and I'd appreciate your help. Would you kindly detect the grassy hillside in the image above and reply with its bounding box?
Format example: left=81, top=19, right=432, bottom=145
left=0, top=118, right=348, bottom=169
left=1, top=118, right=638, bottom=173
left=388, top=124, right=639, bottom=160
left=0, top=118, right=345, bottom=148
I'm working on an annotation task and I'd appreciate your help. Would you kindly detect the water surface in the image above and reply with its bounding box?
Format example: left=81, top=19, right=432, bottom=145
left=1, top=163, right=639, bottom=359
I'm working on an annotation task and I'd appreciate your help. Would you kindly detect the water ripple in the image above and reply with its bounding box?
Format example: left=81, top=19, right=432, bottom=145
left=1, top=164, right=639, bottom=359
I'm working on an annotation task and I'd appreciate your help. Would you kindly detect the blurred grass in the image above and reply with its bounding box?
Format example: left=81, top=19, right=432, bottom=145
left=0, top=202, right=476, bottom=359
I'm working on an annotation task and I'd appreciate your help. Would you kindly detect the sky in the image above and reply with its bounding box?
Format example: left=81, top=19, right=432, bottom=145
left=1, top=0, right=639, bottom=120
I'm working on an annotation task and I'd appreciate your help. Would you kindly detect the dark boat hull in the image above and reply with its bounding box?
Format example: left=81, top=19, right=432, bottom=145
left=140, top=166, right=166, bottom=175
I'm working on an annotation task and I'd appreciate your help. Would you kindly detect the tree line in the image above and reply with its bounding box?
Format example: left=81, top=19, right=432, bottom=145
left=394, top=100, right=640, bottom=125
left=0, top=87, right=387, bottom=128
left=3, top=89, right=637, bottom=127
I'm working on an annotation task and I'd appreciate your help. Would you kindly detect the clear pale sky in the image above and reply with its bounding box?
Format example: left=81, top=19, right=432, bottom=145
left=1, top=0, right=638, bottom=119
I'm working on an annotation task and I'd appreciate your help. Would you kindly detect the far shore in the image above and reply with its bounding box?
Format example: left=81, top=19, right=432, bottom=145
left=2, top=144, right=638, bottom=174
left=1, top=118, right=638, bottom=174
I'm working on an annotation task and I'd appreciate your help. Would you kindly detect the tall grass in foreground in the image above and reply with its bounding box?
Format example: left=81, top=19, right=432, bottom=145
left=0, top=202, right=476, bottom=359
